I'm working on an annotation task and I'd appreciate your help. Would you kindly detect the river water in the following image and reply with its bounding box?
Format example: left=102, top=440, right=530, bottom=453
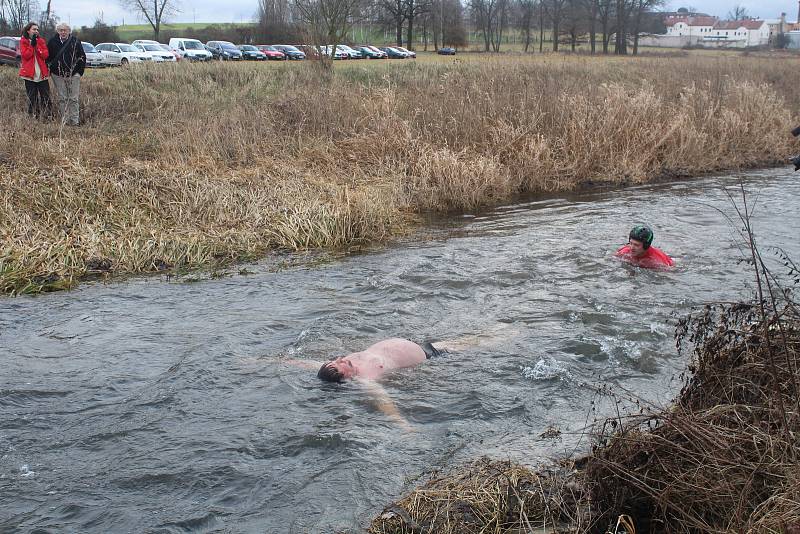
left=2, top=168, right=799, bottom=533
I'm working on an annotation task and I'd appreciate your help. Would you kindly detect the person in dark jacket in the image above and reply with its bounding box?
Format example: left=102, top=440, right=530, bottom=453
left=47, top=22, right=85, bottom=126
left=18, top=22, right=52, bottom=118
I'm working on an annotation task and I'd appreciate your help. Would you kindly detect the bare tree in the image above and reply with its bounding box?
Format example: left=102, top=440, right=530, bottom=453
left=441, top=0, right=466, bottom=46
left=538, top=0, right=545, bottom=51
left=470, top=0, right=510, bottom=51
left=293, top=0, right=362, bottom=72
left=629, top=0, right=663, bottom=53
left=727, top=4, right=748, bottom=20
left=6, top=0, right=38, bottom=32
left=119, top=0, right=179, bottom=40
left=469, top=0, right=491, bottom=50
left=563, top=0, right=587, bottom=50
left=258, top=0, right=300, bottom=42
left=597, top=0, right=613, bottom=53
left=517, top=0, right=537, bottom=51
left=379, top=0, right=406, bottom=45
left=582, top=0, right=597, bottom=53
left=543, top=0, right=567, bottom=51
left=404, top=0, right=430, bottom=49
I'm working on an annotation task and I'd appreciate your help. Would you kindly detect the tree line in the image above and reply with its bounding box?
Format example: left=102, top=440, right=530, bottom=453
left=1, top=0, right=666, bottom=55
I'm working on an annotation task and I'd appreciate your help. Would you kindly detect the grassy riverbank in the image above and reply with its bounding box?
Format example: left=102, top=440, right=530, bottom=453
left=1, top=53, right=798, bottom=294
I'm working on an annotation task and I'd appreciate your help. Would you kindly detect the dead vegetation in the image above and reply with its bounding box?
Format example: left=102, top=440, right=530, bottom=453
left=368, top=457, right=585, bottom=534
left=1, top=54, right=798, bottom=293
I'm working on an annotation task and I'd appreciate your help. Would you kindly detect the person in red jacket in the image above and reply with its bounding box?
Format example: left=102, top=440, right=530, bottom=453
left=18, top=22, right=52, bottom=118
left=615, top=224, right=674, bottom=269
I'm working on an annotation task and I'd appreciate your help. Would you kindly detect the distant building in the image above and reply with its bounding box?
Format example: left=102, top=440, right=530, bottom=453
left=639, top=13, right=772, bottom=48
left=665, top=15, right=718, bottom=43
left=703, top=20, right=770, bottom=47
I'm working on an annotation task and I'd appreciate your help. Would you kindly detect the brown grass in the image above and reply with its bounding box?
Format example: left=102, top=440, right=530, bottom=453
left=1, top=52, right=798, bottom=293
left=368, top=457, right=586, bottom=534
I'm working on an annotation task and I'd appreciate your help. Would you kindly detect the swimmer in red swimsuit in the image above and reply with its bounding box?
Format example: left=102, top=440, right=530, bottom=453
left=615, top=224, right=674, bottom=269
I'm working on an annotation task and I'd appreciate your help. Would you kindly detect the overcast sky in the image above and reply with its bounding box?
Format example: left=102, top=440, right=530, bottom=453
left=53, top=0, right=798, bottom=30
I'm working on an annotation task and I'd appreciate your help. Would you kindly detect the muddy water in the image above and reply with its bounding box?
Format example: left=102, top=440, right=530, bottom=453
left=2, top=168, right=799, bottom=533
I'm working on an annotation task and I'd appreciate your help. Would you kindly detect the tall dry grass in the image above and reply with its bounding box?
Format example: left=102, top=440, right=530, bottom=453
left=1, top=54, right=798, bottom=293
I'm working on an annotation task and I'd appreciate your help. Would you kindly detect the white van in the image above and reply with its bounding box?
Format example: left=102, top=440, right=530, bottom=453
left=168, top=38, right=212, bottom=61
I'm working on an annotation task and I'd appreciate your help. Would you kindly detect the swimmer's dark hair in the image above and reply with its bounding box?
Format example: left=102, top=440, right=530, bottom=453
left=629, top=224, right=654, bottom=249
left=317, top=362, right=344, bottom=383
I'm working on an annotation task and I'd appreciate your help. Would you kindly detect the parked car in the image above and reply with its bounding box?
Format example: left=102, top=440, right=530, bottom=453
left=132, top=42, right=177, bottom=62
left=157, top=43, right=181, bottom=61
left=437, top=46, right=456, bottom=55
left=81, top=42, right=105, bottom=68
left=238, top=44, right=267, bottom=60
left=0, top=36, right=20, bottom=67
left=272, top=44, right=305, bottom=60
left=395, top=46, right=416, bottom=58
left=354, top=46, right=385, bottom=59
left=168, top=37, right=212, bottom=61
left=96, top=43, right=150, bottom=65
left=206, top=40, right=243, bottom=60
left=365, top=45, right=388, bottom=57
left=335, top=44, right=362, bottom=59
left=379, top=46, right=408, bottom=59
left=294, top=44, right=320, bottom=59
left=322, top=45, right=348, bottom=59
left=253, top=45, right=284, bottom=60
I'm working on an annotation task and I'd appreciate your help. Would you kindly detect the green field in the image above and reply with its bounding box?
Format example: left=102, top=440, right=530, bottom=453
left=115, top=22, right=255, bottom=41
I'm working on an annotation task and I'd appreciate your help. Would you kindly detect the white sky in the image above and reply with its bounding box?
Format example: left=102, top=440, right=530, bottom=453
left=52, top=0, right=800, bottom=30
left=53, top=0, right=260, bottom=28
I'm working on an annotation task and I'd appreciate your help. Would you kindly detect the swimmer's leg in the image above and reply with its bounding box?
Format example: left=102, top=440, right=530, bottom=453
left=431, top=323, right=520, bottom=353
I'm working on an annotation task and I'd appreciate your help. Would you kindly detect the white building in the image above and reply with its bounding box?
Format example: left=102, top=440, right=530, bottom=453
left=637, top=15, right=718, bottom=47
left=665, top=16, right=718, bottom=43
left=703, top=20, right=771, bottom=47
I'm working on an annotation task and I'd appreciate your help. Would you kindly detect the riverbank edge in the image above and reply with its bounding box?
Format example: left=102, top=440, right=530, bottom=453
left=2, top=158, right=790, bottom=297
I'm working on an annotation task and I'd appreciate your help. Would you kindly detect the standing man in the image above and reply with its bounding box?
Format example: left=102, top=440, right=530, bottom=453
left=47, top=23, right=85, bottom=126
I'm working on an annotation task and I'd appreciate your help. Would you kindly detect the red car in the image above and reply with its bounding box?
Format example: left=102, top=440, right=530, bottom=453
left=256, top=45, right=286, bottom=60
left=0, top=36, right=21, bottom=67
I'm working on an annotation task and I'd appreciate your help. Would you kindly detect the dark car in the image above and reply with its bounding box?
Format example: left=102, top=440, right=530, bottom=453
left=0, top=36, right=21, bottom=67
left=354, top=46, right=385, bottom=59
left=206, top=40, right=243, bottom=60
left=238, top=44, right=267, bottom=60
left=273, top=44, right=306, bottom=60
left=379, top=46, right=408, bottom=59
left=438, top=47, right=456, bottom=55
left=256, top=45, right=287, bottom=60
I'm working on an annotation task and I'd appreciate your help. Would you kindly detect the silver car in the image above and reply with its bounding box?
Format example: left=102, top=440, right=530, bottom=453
left=81, top=42, right=105, bottom=68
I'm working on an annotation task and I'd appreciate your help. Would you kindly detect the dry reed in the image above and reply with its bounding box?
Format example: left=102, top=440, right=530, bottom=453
left=368, top=457, right=585, bottom=534
left=1, top=53, right=798, bottom=293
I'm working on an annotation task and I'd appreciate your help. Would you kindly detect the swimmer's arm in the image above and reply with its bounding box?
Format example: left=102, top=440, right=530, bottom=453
left=360, top=380, right=415, bottom=432
left=282, top=358, right=323, bottom=370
